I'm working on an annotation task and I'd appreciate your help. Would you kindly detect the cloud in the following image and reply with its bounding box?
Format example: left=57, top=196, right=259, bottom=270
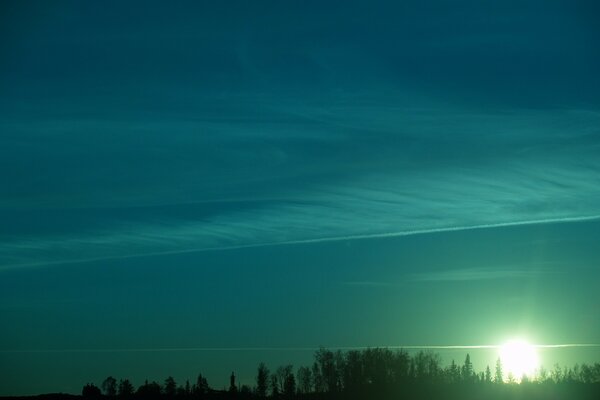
left=340, top=281, right=400, bottom=288
left=2, top=214, right=599, bottom=271
left=342, top=264, right=562, bottom=287
left=1, top=104, right=600, bottom=269
left=407, top=267, right=560, bottom=282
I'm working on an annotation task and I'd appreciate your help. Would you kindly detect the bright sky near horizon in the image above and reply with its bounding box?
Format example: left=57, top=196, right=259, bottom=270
left=1, top=0, right=600, bottom=395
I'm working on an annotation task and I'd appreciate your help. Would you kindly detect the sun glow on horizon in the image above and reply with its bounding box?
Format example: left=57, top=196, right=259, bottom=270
left=500, top=339, right=539, bottom=381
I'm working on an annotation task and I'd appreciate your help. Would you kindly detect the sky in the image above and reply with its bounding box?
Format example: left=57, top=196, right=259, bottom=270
left=1, top=0, right=600, bottom=395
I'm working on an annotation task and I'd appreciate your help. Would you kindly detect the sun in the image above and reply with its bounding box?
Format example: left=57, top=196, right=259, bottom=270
left=499, top=339, right=539, bottom=381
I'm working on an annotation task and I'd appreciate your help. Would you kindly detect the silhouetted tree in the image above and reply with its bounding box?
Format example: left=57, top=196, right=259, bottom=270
left=194, top=373, right=209, bottom=397
left=495, top=357, right=503, bottom=383
left=421, top=351, right=441, bottom=380
left=77, top=348, right=600, bottom=400
left=392, top=349, right=412, bottom=383
left=274, top=365, right=294, bottom=395
left=102, top=376, right=117, bottom=397
left=412, top=351, right=429, bottom=380
left=591, top=362, right=600, bottom=382
left=311, top=362, right=323, bottom=393
left=164, top=376, right=177, bottom=397
left=580, top=363, right=595, bottom=383
left=447, top=360, right=460, bottom=383
left=283, top=371, right=296, bottom=398
left=484, top=365, right=492, bottom=383
left=314, top=348, right=341, bottom=393
left=270, top=373, right=279, bottom=398
left=552, top=364, right=564, bottom=383
left=461, top=354, right=474, bottom=381
left=82, top=383, right=101, bottom=398
left=137, top=380, right=161, bottom=398
left=118, top=379, right=134, bottom=399
left=592, top=363, right=600, bottom=382
left=296, top=366, right=312, bottom=394
left=229, top=371, right=237, bottom=394
left=342, top=350, right=364, bottom=391
left=256, top=363, right=270, bottom=398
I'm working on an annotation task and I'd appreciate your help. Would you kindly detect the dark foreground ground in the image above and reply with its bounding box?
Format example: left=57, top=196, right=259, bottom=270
left=3, top=383, right=600, bottom=400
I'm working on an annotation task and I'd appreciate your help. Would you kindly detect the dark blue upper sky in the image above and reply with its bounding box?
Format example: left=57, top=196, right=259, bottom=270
left=1, top=0, right=600, bottom=395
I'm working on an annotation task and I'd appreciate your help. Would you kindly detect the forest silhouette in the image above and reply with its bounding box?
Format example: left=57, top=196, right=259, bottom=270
left=16, top=347, right=600, bottom=400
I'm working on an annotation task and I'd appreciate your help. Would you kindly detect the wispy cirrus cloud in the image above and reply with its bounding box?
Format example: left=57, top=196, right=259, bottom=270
left=1, top=105, right=600, bottom=270
left=407, top=267, right=560, bottom=282
left=341, top=265, right=561, bottom=287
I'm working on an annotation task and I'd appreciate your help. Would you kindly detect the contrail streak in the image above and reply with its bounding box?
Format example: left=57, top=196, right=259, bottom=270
left=3, top=214, right=600, bottom=270
left=2, top=344, right=600, bottom=353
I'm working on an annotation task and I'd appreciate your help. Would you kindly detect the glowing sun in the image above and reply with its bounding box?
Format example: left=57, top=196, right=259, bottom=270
left=499, top=339, right=539, bottom=381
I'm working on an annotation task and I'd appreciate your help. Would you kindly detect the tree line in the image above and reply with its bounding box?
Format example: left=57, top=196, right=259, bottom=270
left=81, top=348, right=600, bottom=400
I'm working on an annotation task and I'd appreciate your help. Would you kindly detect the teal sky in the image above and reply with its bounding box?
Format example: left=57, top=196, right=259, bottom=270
left=1, top=0, right=600, bottom=395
